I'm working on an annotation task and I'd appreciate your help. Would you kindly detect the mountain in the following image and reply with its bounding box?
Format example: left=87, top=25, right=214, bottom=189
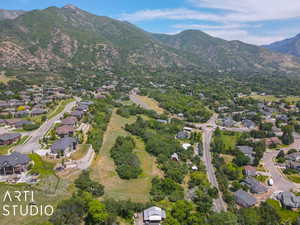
left=0, top=5, right=300, bottom=75
left=152, top=30, right=300, bottom=73
left=0, top=9, right=25, bottom=20
left=263, top=34, right=300, bottom=58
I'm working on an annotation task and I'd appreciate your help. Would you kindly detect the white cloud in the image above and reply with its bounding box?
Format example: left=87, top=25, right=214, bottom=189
left=189, top=0, right=300, bottom=22
left=120, top=8, right=222, bottom=22
left=173, top=23, right=262, bottom=30
left=201, top=29, right=287, bottom=45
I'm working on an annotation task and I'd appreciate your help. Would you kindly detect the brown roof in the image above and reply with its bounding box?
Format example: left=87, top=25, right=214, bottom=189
left=244, top=165, right=256, bottom=172
left=56, top=125, right=74, bottom=135
left=61, top=116, right=77, bottom=126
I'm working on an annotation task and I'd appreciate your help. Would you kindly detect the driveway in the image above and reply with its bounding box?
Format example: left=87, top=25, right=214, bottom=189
left=14, top=99, right=78, bottom=154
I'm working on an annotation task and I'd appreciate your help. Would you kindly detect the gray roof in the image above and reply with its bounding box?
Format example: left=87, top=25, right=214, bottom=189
left=143, top=206, right=166, bottom=221
left=176, top=131, right=190, bottom=139
left=234, top=189, right=256, bottom=207
left=242, top=119, right=256, bottom=128
left=51, top=137, right=77, bottom=153
left=285, top=152, right=300, bottom=161
left=0, top=152, right=30, bottom=169
left=237, top=146, right=254, bottom=155
left=277, top=192, right=300, bottom=208
left=243, top=177, right=268, bottom=194
left=0, top=133, right=21, bottom=142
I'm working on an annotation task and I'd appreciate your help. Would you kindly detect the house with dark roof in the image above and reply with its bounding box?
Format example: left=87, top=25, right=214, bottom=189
left=70, top=110, right=84, bottom=119
left=31, top=108, right=47, bottom=116
left=14, top=120, right=33, bottom=128
left=143, top=206, right=166, bottom=225
left=242, top=119, right=256, bottom=129
left=276, top=192, right=300, bottom=209
left=285, top=152, right=300, bottom=162
left=176, top=131, right=191, bottom=140
left=0, top=152, right=31, bottom=175
left=234, top=189, right=257, bottom=208
left=0, top=133, right=21, bottom=145
left=14, top=110, right=29, bottom=118
left=51, top=137, right=77, bottom=156
left=242, top=177, right=268, bottom=194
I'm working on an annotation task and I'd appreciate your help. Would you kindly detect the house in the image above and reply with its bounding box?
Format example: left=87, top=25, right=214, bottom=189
left=31, top=108, right=47, bottom=116
left=242, top=177, right=268, bottom=194
left=61, top=116, right=77, bottom=126
left=287, top=161, right=300, bottom=172
left=14, top=120, right=33, bottom=128
left=0, top=152, right=31, bottom=175
left=265, top=137, right=282, bottom=146
left=176, top=131, right=191, bottom=140
left=234, top=189, right=257, bottom=208
left=0, top=133, right=21, bottom=145
left=143, top=206, right=166, bottom=225
left=183, top=127, right=193, bottom=132
left=76, top=105, right=89, bottom=112
left=14, top=110, right=29, bottom=118
left=156, top=119, right=168, bottom=124
left=70, top=110, right=84, bottom=119
left=276, top=192, right=300, bottom=209
left=237, top=146, right=255, bottom=164
left=171, top=153, right=179, bottom=161
left=277, top=114, right=289, bottom=122
left=51, top=137, right=77, bottom=156
left=56, top=125, right=74, bottom=137
left=244, top=165, right=257, bottom=177
left=286, top=152, right=300, bottom=161
left=242, top=119, right=256, bottom=129
left=222, top=117, right=235, bottom=127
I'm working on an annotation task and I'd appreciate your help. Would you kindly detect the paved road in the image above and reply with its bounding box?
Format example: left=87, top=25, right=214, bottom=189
left=14, top=99, right=78, bottom=154
left=200, top=114, right=227, bottom=212
left=76, top=145, right=95, bottom=170
left=262, top=135, right=300, bottom=192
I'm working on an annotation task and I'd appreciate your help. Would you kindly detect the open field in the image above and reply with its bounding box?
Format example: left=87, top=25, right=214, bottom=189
left=220, top=154, right=234, bottom=163
left=133, top=95, right=165, bottom=114
left=266, top=199, right=299, bottom=224
left=91, top=110, right=162, bottom=203
left=220, top=132, right=240, bottom=151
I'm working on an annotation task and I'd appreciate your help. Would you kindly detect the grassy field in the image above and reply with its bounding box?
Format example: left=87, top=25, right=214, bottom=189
left=71, top=144, right=90, bottom=160
left=220, top=132, right=240, bottom=151
left=134, top=95, right=165, bottom=114
left=29, top=153, right=55, bottom=178
left=266, top=199, right=299, bottom=224
left=287, top=174, right=300, bottom=183
left=220, top=154, right=234, bottom=163
left=91, top=109, right=162, bottom=203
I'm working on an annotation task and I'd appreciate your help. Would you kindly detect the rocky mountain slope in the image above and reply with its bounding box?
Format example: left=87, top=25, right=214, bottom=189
left=0, top=5, right=300, bottom=75
left=263, top=34, right=300, bottom=58
left=0, top=9, right=25, bottom=20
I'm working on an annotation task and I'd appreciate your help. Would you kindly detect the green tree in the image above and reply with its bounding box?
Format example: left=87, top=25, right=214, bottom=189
left=86, top=200, right=109, bottom=225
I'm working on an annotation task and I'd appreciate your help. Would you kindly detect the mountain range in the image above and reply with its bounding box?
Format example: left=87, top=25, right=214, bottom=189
left=263, top=34, right=300, bottom=58
left=0, top=5, right=300, bottom=75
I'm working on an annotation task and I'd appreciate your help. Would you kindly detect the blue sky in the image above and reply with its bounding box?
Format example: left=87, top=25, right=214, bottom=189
left=2, top=0, right=300, bottom=45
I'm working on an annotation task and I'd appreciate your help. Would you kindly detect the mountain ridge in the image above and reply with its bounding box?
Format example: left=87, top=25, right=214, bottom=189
left=0, top=5, right=299, bottom=75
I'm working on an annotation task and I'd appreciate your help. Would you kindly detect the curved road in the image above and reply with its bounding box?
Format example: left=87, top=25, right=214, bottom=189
left=14, top=99, right=78, bottom=154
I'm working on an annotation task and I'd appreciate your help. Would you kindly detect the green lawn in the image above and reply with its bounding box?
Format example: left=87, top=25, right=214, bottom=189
left=47, top=98, right=74, bottom=119
left=29, top=153, right=55, bottom=178
left=220, top=132, right=240, bottom=151
left=266, top=199, right=299, bottom=224
left=287, top=174, right=300, bottom=183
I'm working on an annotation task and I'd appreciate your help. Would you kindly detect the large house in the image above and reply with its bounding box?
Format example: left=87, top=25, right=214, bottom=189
left=0, top=152, right=31, bottom=175
left=234, top=189, right=257, bottom=208
left=0, top=133, right=21, bottom=145
left=61, top=116, right=77, bottom=126
left=143, top=206, right=166, bottom=225
left=242, top=177, right=268, bottom=194
left=51, top=137, right=77, bottom=156
left=56, top=125, right=74, bottom=137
